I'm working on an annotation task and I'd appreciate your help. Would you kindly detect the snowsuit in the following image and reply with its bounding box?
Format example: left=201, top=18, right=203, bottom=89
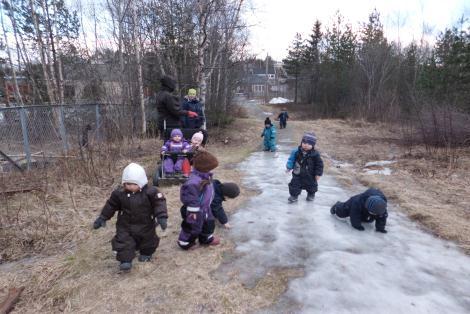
left=261, top=125, right=277, bottom=152
left=161, top=139, right=190, bottom=174
left=286, top=147, right=324, bottom=197
left=179, top=179, right=228, bottom=225
left=98, top=185, right=168, bottom=263
left=334, top=188, right=388, bottom=232
left=182, top=98, right=205, bottom=128
left=155, top=76, right=188, bottom=132
left=178, top=170, right=216, bottom=249
left=278, top=111, right=289, bottom=129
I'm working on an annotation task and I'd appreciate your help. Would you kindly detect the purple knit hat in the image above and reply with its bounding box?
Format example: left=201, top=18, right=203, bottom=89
left=301, top=132, right=317, bottom=146
left=170, top=128, right=183, bottom=138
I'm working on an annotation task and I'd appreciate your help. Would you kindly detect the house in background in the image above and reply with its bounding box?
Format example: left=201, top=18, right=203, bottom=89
left=239, top=58, right=290, bottom=101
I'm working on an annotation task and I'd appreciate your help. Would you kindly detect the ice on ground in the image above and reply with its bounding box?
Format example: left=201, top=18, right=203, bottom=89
left=217, top=138, right=470, bottom=313
left=263, top=112, right=273, bottom=116
left=365, top=160, right=396, bottom=167
left=363, top=167, right=392, bottom=175
left=269, top=97, right=292, bottom=104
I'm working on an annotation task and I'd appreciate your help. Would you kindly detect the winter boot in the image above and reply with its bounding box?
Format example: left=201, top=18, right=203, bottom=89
left=138, top=255, right=152, bottom=262
left=306, top=193, right=315, bottom=201
left=209, top=236, right=220, bottom=246
left=288, top=196, right=298, bottom=203
left=119, top=262, right=132, bottom=271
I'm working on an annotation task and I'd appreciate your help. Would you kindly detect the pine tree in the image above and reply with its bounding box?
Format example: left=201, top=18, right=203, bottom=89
left=283, top=33, right=305, bottom=104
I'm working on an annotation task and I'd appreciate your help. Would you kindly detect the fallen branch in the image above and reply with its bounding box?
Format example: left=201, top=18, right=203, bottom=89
left=0, top=287, right=25, bottom=314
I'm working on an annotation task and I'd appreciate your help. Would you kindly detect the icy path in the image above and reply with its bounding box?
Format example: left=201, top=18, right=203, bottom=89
left=219, top=137, right=470, bottom=313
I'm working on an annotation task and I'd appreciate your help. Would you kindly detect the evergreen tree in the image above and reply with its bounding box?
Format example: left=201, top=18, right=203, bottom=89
left=283, top=33, right=305, bottom=103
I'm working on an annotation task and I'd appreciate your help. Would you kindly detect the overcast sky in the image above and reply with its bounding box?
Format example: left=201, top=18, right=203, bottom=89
left=245, top=0, right=470, bottom=61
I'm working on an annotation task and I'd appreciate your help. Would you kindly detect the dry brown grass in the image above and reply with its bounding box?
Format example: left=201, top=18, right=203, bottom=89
left=288, top=118, right=470, bottom=253
left=0, top=118, right=294, bottom=313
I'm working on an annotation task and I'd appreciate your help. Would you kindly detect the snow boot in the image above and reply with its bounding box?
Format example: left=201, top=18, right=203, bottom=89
left=288, top=196, right=298, bottom=203
left=209, top=236, right=220, bottom=246
left=138, top=255, right=152, bottom=262
left=119, top=262, right=132, bottom=271
left=306, top=193, right=315, bottom=201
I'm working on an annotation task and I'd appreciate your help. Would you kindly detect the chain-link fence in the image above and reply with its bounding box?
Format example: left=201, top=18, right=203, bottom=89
left=0, top=103, right=142, bottom=171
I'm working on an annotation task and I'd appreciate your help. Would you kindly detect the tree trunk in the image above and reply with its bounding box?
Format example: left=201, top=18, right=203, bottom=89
left=0, top=4, right=24, bottom=105
left=132, top=0, right=146, bottom=135
left=30, top=0, right=56, bottom=103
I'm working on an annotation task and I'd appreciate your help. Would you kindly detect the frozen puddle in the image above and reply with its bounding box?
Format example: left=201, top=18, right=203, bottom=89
left=215, top=140, right=470, bottom=313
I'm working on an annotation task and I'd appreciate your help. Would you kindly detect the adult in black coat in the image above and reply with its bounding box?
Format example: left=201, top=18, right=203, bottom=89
left=330, top=188, right=388, bottom=233
left=155, top=76, right=198, bottom=133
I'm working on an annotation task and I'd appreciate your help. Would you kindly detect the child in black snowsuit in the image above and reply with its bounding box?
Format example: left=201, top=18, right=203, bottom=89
left=180, top=180, right=240, bottom=229
left=211, top=180, right=240, bottom=228
left=330, top=188, right=388, bottom=233
left=286, top=132, right=323, bottom=203
left=277, top=108, right=289, bottom=129
left=93, top=163, right=168, bottom=271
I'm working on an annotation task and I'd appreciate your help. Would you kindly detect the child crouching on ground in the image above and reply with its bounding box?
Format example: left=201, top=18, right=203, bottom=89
left=286, top=132, right=324, bottom=203
left=93, top=163, right=168, bottom=271
left=180, top=180, right=240, bottom=229
left=178, top=149, right=220, bottom=249
left=211, top=180, right=240, bottom=228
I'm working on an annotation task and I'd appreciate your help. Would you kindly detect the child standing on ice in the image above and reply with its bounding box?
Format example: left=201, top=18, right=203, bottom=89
left=161, top=128, right=190, bottom=176
left=286, top=132, right=323, bottom=203
left=277, top=108, right=289, bottom=129
left=93, top=163, right=168, bottom=271
left=178, top=149, right=220, bottom=249
left=261, top=117, right=277, bottom=152
left=330, top=188, right=388, bottom=233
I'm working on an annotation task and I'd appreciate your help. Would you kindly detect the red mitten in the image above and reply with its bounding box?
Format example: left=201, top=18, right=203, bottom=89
left=187, top=111, right=198, bottom=118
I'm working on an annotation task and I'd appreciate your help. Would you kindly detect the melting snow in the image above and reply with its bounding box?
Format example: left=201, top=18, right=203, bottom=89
left=216, top=140, right=470, bottom=313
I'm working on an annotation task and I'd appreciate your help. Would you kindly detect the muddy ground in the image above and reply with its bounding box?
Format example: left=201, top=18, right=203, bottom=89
left=1, top=108, right=469, bottom=312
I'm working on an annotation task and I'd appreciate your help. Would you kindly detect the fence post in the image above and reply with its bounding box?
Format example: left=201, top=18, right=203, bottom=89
left=19, top=107, right=31, bottom=170
left=95, top=104, right=101, bottom=143
left=58, top=106, right=68, bottom=151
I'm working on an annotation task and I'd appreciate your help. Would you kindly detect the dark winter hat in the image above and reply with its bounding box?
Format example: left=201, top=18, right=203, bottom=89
left=301, top=132, right=317, bottom=146
left=170, top=128, right=183, bottom=138
left=160, top=75, right=176, bottom=91
left=221, top=182, right=240, bottom=199
left=365, top=196, right=387, bottom=216
left=265, top=117, right=272, bottom=126
left=193, top=149, right=219, bottom=173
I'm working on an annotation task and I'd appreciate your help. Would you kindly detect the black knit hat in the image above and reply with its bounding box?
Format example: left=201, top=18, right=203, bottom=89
left=264, top=117, right=272, bottom=126
left=160, top=75, right=176, bottom=91
left=221, top=182, right=240, bottom=199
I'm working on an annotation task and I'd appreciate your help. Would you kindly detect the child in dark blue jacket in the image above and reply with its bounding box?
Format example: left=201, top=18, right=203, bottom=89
left=330, top=188, right=388, bottom=233
left=286, top=132, right=324, bottom=203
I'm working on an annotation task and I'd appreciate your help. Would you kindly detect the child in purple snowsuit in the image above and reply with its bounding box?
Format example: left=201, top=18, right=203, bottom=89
left=178, top=149, right=220, bottom=250
left=161, top=128, right=190, bottom=175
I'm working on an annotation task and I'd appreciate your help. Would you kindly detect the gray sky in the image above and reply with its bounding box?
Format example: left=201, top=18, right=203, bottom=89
left=246, top=0, right=470, bottom=60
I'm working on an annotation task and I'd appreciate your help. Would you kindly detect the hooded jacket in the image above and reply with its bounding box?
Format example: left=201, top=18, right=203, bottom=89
left=156, top=76, right=187, bottom=128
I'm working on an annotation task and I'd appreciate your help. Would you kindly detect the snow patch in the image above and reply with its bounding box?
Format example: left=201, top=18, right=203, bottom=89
left=268, top=97, right=292, bottom=104
left=365, top=160, right=396, bottom=167
left=262, top=111, right=273, bottom=116
left=363, top=167, right=392, bottom=175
